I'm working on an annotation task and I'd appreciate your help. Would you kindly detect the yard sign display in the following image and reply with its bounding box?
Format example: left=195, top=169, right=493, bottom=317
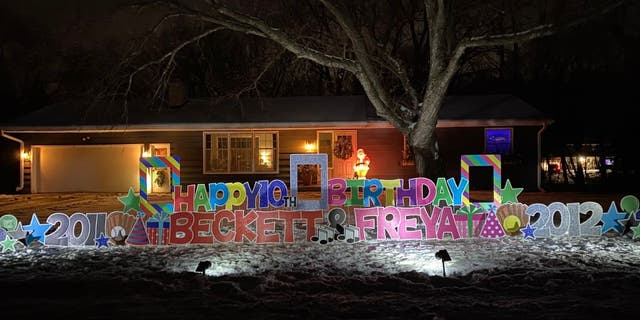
left=1, top=154, right=640, bottom=252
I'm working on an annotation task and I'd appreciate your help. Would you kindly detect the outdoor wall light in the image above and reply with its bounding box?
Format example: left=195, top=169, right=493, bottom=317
left=304, top=141, right=316, bottom=153
left=196, top=260, right=212, bottom=276
left=21, top=150, right=31, bottom=161
left=435, top=249, right=451, bottom=277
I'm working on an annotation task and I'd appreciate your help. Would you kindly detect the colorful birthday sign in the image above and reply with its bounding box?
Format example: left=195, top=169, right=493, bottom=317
left=1, top=154, right=640, bottom=252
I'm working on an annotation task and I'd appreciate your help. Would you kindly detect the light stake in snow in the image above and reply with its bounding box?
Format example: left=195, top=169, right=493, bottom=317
left=435, top=249, right=451, bottom=277
left=196, top=261, right=212, bottom=276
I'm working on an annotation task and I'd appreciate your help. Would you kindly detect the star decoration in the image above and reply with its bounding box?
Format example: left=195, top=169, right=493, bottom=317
left=1, top=236, right=18, bottom=253
left=601, top=201, right=628, bottom=234
left=25, top=232, right=42, bottom=246
left=501, top=179, right=523, bottom=204
left=520, top=223, right=536, bottom=240
left=95, top=232, right=110, bottom=248
left=7, top=222, right=27, bottom=240
left=118, top=187, right=141, bottom=213
left=631, top=225, right=640, bottom=240
left=23, top=214, right=51, bottom=243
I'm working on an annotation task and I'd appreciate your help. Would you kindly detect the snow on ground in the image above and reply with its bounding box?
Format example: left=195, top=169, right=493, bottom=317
left=2, top=235, right=640, bottom=319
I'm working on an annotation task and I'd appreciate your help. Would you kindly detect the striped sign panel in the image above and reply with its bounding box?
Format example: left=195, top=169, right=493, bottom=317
left=139, top=156, right=181, bottom=215
left=460, top=154, right=501, bottom=209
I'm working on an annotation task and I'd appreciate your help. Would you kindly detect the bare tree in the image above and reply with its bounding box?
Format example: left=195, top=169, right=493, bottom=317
left=117, top=0, right=625, bottom=178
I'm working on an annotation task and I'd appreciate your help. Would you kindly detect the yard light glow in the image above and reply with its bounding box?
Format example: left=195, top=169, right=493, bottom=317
left=195, top=260, right=212, bottom=276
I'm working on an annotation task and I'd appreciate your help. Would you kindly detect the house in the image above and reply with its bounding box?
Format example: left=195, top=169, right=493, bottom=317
left=0, top=95, right=552, bottom=194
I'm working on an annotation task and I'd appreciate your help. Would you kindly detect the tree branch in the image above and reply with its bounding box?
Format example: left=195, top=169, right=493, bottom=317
left=210, top=1, right=359, bottom=72
left=319, top=0, right=410, bottom=128
left=123, top=26, right=225, bottom=114
left=441, top=0, right=625, bottom=94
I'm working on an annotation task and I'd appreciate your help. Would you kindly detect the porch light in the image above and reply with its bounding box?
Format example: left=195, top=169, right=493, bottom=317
left=304, top=141, right=316, bottom=153
left=142, top=149, right=151, bottom=157
left=21, top=150, right=31, bottom=160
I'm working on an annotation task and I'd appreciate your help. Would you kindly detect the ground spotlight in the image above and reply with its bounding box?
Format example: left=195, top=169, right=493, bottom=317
left=435, top=249, right=451, bottom=277
left=196, top=261, right=212, bottom=276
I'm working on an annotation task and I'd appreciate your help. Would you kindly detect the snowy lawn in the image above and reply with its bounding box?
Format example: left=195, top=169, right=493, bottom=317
left=2, top=235, right=639, bottom=319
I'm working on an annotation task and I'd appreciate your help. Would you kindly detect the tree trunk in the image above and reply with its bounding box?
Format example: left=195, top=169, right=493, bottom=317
left=409, top=123, right=445, bottom=179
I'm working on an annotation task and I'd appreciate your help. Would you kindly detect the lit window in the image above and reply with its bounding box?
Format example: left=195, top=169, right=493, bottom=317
left=203, top=131, right=278, bottom=174
left=485, top=128, right=513, bottom=155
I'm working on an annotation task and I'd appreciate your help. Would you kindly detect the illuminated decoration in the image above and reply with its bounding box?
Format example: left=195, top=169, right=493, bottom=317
left=500, top=179, right=523, bottom=204
left=118, top=187, right=141, bottom=214
left=353, top=148, right=371, bottom=179
left=460, top=154, right=502, bottom=209
left=139, top=156, right=181, bottom=216
left=2, top=153, right=640, bottom=250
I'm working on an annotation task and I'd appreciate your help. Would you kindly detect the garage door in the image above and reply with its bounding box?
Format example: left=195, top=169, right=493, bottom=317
left=32, top=144, right=143, bottom=193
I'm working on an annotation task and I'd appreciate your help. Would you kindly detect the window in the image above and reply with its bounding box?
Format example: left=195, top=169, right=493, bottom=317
left=317, top=131, right=334, bottom=168
left=485, top=128, right=513, bottom=155
left=203, top=131, right=278, bottom=174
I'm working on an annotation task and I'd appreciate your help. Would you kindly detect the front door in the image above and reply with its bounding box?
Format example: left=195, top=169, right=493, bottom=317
left=332, top=130, right=357, bottom=179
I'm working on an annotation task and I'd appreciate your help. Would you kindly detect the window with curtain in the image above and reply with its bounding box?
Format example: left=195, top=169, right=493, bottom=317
left=204, top=131, right=278, bottom=173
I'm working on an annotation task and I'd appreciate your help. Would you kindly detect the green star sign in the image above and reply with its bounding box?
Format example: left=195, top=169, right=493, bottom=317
left=631, top=225, right=640, bottom=240
left=501, top=179, right=523, bottom=204
left=118, top=187, right=141, bottom=213
left=1, top=236, right=18, bottom=253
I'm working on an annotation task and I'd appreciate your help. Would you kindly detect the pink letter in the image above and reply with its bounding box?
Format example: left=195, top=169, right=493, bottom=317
left=354, top=207, right=378, bottom=241
left=378, top=207, right=400, bottom=240
left=436, top=206, right=461, bottom=240
left=398, top=207, right=423, bottom=240
left=327, top=178, right=347, bottom=206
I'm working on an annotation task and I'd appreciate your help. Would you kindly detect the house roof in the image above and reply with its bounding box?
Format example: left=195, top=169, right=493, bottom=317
left=1, top=94, right=551, bottom=132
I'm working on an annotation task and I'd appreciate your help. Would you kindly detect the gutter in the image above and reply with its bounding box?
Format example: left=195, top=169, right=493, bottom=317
left=536, top=122, right=551, bottom=192
left=1, top=130, right=25, bottom=192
